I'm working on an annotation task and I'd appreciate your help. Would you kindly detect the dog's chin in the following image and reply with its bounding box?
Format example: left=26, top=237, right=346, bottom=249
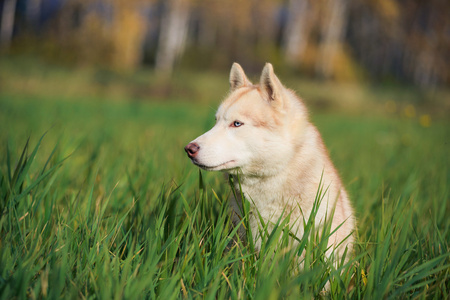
left=191, top=159, right=237, bottom=171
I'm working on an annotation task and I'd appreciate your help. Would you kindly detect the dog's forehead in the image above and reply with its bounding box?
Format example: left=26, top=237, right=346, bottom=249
left=217, top=87, right=263, bottom=117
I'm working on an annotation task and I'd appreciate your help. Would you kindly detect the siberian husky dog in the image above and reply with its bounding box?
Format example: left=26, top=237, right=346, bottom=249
left=185, top=63, right=355, bottom=259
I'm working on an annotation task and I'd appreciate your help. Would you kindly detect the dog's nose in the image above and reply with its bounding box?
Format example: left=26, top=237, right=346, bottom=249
left=184, top=142, right=200, bottom=158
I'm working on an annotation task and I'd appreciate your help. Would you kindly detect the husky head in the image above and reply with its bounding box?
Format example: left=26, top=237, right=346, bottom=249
left=185, top=63, right=308, bottom=176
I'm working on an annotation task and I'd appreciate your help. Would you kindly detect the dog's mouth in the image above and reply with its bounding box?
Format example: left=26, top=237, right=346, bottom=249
left=191, top=159, right=236, bottom=171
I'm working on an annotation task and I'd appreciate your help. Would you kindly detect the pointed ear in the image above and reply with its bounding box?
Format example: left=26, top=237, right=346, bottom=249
left=260, top=63, right=283, bottom=102
left=230, top=63, right=252, bottom=91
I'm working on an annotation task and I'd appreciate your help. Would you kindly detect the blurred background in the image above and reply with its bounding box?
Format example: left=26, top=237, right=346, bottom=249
left=1, top=0, right=449, bottom=86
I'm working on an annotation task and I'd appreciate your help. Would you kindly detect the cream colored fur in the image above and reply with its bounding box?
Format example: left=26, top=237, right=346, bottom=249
left=186, top=63, right=355, bottom=258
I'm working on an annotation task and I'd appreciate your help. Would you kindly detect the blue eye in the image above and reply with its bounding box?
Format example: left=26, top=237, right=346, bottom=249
left=232, top=121, right=243, bottom=127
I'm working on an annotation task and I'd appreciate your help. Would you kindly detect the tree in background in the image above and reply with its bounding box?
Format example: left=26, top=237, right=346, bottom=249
left=282, top=0, right=313, bottom=67
left=347, top=0, right=449, bottom=87
left=155, top=0, right=189, bottom=74
left=110, top=0, right=147, bottom=71
left=12, top=0, right=148, bottom=71
left=0, top=0, right=17, bottom=49
left=315, top=0, right=349, bottom=79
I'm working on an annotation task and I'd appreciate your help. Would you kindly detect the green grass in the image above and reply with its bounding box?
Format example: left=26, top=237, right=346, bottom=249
left=0, top=57, right=449, bottom=298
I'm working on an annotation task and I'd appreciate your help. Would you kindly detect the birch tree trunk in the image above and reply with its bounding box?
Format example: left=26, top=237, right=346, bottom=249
left=282, top=0, right=310, bottom=66
left=155, top=0, right=190, bottom=74
left=1, top=0, right=17, bottom=49
left=316, top=0, right=348, bottom=79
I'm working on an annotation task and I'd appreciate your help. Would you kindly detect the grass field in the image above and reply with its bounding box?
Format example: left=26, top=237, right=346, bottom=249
left=0, top=57, right=449, bottom=298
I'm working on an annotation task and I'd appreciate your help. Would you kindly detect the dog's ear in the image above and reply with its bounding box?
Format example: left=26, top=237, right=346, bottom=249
left=230, top=63, right=252, bottom=91
left=260, top=63, right=283, bottom=103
